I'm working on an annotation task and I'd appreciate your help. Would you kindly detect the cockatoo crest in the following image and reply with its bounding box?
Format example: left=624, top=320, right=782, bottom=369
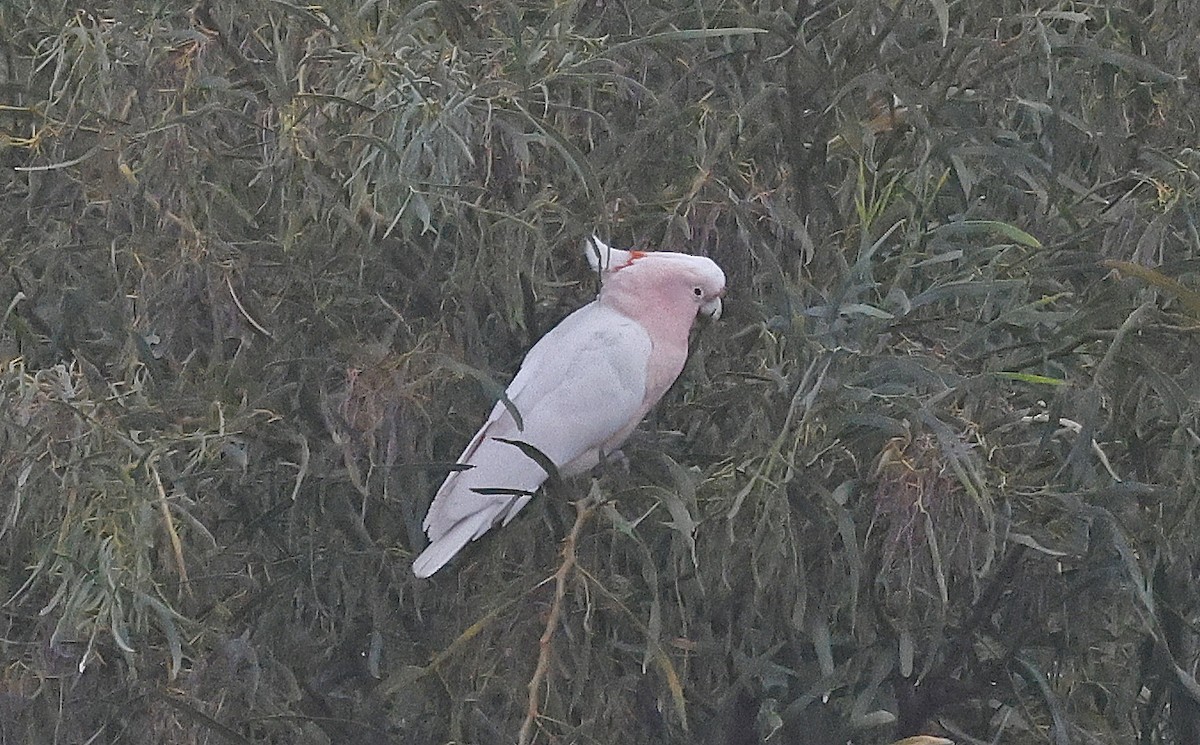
left=585, top=235, right=643, bottom=272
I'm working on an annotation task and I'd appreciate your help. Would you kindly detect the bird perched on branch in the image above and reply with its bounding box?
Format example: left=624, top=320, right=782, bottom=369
left=412, top=236, right=726, bottom=577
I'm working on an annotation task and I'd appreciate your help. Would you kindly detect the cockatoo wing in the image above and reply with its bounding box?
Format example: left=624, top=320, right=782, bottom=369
left=412, top=301, right=651, bottom=577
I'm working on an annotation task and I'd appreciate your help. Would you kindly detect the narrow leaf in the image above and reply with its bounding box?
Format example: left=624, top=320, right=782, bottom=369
left=1102, top=260, right=1200, bottom=317
left=604, top=28, right=767, bottom=56
left=492, top=437, right=562, bottom=484
left=653, top=649, right=690, bottom=732
left=925, top=0, right=949, bottom=45
left=1053, top=44, right=1179, bottom=84
left=933, top=219, right=1043, bottom=248
left=438, top=357, right=524, bottom=430
left=993, top=371, right=1068, bottom=386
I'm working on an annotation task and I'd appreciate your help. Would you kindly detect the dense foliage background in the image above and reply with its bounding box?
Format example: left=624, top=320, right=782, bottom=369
left=2, top=1, right=1199, bottom=743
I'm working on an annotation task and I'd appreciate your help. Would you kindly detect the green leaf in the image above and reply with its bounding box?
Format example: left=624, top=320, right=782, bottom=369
left=1102, top=260, right=1200, bottom=317
left=1053, top=44, right=1179, bottom=84
left=438, top=357, right=524, bottom=431
left=932, top=220, right=1043, bottom=248
left=516, top=107, right=602, bottom=202
left=604, top=28, right=767, bottom=56
left=658, top=455, right=700, bottom=568
left=492, top=438, right=562, bottom=484
left=469, top=486, right=538, bottom=497
left=839, top=302, right=894, bottom=320
left=992, top=371, right=1068, bottom=386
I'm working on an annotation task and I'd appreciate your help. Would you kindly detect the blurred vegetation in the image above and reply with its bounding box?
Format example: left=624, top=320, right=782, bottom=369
left=2, top=0, right=1199, bottom=743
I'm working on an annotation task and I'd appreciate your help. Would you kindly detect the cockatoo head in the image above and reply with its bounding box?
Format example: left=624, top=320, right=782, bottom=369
left=585, top=235, right=726, bottom=323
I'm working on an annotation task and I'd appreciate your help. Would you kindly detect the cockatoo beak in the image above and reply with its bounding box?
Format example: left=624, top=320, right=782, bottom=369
left=701, top=296, right=722, bottom=321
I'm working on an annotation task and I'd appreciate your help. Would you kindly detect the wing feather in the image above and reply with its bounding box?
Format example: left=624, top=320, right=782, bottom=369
left=413, top=302, right=650, bottom=577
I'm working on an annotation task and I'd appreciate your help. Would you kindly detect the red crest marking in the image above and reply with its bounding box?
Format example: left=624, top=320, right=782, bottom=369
left=614, top=250, right=647, bottom=270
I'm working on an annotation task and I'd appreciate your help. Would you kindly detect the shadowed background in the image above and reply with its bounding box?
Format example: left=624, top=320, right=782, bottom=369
left=2, top=1, right=1199, bottom=743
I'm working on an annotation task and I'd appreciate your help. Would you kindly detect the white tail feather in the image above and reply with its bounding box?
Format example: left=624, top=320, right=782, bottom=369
left=412, top=517, right=488, bottom=578
left=414, top=433, right=549, bottom=576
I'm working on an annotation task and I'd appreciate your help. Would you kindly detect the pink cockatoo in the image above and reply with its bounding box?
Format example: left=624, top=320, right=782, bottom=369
left=412, top=237, right=726, bottom=578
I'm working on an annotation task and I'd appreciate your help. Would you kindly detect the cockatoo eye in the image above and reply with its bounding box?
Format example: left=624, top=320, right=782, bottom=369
left=693, top=287, right=703, bottom=297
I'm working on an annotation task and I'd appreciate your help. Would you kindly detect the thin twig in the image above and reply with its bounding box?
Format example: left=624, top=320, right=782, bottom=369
left=518, top=495, right=598, bottom=745
left=149, top=459, right=194, bottom=600
left=224, top=273, right=275, bottom=340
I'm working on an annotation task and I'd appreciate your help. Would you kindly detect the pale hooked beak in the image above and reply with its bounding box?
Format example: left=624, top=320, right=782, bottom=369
left=701, top=295, right=723, bottom=321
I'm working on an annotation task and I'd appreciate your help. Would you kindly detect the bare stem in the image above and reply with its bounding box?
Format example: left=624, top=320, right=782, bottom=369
left=517, top=495, right=597, bottom=745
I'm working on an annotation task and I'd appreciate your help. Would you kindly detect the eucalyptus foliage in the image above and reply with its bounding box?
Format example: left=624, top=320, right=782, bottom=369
left=2, top=1, right=1199, bottom=743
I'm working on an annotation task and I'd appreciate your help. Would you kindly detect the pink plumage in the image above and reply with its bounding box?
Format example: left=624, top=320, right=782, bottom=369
left=412, top=237, right=726, bottom=578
